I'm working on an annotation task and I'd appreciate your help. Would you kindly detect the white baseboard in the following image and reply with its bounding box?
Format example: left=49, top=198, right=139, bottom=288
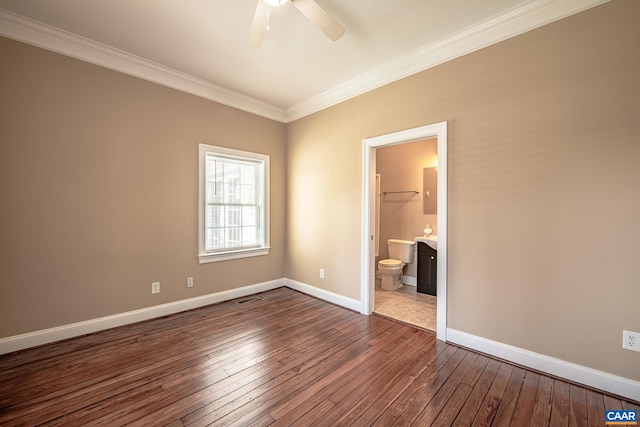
left=446, top=328, right=640, bottom=402
left=403, top=275, right=417, bottom=287
left=374, top=272, right=416, bottom=286
left=285, top=279, right=362, bottom=313
left=0, top=278, right=285, bottom=355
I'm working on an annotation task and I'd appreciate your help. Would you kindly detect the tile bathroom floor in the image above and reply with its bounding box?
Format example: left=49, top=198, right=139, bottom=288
left=374, top=278, right=437, bottom=332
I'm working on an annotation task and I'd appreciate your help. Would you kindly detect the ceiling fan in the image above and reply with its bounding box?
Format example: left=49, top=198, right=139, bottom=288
left=247, top=0, right=345, bottom=47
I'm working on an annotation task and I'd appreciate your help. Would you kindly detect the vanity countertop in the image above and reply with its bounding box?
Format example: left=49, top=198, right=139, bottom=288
left=415, top=235, right=437, bottom=251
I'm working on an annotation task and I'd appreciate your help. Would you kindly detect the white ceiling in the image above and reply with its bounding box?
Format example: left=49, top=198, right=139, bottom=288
left=0, top=0, right=608, bottom=122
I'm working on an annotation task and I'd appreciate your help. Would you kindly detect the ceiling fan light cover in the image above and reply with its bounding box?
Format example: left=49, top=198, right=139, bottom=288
left=263, top=0, right=287, bottom=6
left=248, top=0, right=344, bottom=47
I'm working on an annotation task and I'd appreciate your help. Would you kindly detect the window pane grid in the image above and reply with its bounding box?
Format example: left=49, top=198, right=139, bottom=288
left=204, top=153, right=263, bottom=253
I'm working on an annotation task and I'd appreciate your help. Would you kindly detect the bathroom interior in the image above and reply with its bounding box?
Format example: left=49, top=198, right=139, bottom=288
left=374, top=137, right=438, bottom=332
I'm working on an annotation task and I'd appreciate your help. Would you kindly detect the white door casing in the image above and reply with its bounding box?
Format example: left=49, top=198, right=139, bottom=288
left=361, top=121, right=448, bottom=341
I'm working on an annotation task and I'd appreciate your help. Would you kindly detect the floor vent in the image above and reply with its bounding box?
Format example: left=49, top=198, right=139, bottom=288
left=236, top=296, right=262, bottom=304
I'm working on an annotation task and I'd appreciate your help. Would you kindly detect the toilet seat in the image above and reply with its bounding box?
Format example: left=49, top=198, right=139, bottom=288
left=379, top=259, right=403, bottom=268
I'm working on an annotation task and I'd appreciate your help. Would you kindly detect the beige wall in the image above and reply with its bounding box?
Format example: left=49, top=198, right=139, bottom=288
left=0, top=37, right=286, bottom=337
left=286, top=0, right=640, bottom=382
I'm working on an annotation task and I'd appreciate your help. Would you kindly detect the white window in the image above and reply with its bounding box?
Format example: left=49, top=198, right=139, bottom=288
left=198, top=144, right=270, bottom=263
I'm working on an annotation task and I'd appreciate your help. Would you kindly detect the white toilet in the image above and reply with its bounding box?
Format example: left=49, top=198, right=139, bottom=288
left=378, top=239, right=416, bottom=291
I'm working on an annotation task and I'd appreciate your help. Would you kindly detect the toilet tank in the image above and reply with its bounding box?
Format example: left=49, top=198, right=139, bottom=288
left=387, top=239, right=416, bottom=263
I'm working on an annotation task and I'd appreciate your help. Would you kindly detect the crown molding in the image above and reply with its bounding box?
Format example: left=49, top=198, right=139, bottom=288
left=284, top=0, right=611, bottom=122
left=1, top=1, right=610, bottom=124
left=0, top=8, right=287, bottom=123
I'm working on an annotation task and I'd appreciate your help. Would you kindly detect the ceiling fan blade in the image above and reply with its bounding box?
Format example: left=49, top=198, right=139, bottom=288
left=291, top=0, right=345, bottom=41
left=247, top=0, right=270, bottom=48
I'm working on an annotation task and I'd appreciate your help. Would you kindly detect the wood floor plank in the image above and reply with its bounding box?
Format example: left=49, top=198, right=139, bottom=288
left=431, top=383, right=474, bottom=427
left=450, top=358, right=501, bottom=426
left=324, top=328, right=426, bottom=404
left=367, top=345, right=457, bottom=426
left=430, top=354, right=491, bottom=427
left=411, top=351, right=481, bottom=426
left=470, top=362, right=514, bottom=427
left=347, top=341, right=451, bottom=426
left=509, top=370, right=541, bottom=425
left=374, top=346, right=466, bottom=426
left=622, top=400, right=640, bottom=411
left=569, top=383, right=589, bottom=427
left=314, top=331, right=438, bottom=426
left=586, top=389, right=606, bottom=426
left=348, top=373, right=416, bottom=427
left=549, top=379, right=571, bottom=426
left=489, top=365, right=526, bottom=426
left=288, top=399, right=336, bottom=427
left=603, top=394, right=624, bottom=410
left=0, top=287, right=637, bottom=427
left=529, top=374, right=555, bottom=426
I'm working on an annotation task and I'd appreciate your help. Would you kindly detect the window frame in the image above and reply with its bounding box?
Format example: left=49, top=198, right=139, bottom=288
left=198, top=143, right=270, bottom=263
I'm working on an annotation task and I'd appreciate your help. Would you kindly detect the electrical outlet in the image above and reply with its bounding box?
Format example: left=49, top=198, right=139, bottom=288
left=622, top=330, right=640, bottom=352
left=320, top=269, right=325, bottom=279
left=151, top=282, right=160, bottom=294
left=187, top=277, right=194, bottom=288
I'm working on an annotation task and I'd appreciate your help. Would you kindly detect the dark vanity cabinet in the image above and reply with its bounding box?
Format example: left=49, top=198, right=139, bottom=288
left=417, top=242, right=437, bottom=296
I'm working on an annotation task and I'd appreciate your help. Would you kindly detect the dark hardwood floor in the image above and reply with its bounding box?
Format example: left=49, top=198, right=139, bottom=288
left=0, top=287, right=637, bottom=426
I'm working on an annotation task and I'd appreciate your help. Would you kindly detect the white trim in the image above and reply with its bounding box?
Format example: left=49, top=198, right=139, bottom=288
left=198, top=247, right=271, bottom=264
left=447, top=328, right=640, bottom=402
left=436, top=125, right=448, bottom=343
left=0, top=8, right=286, bottom=123
left=403, top=275, right=417, bottom=287
left=285, top=279, right=362, bottom=313
left=361, top=139, right=376, bottom=318
left=0, top=1, right=610, bottom=123
left=0, top=278, right=285, bottom=355
left=362, top=122, right=448, bottom=342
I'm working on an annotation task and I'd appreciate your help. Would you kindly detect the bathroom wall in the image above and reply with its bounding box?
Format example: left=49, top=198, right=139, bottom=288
left=376, top=138, right=437, bottom=281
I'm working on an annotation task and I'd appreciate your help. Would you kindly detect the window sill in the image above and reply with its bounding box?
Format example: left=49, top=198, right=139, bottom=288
left=198, top=247, right=270, bottom=264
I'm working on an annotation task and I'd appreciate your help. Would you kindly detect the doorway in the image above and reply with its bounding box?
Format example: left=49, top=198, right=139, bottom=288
left=360, top=122, right=448, bottom=342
